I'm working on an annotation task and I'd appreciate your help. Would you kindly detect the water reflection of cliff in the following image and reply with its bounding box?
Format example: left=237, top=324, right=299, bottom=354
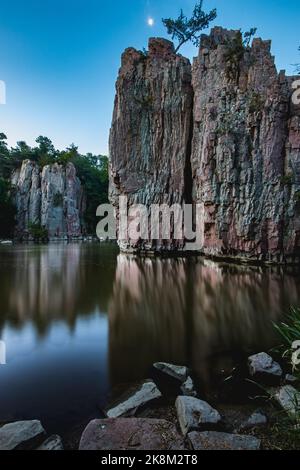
left=108, top=255, right=300, bottom=386
left=0, top=244, right=117, bottom=335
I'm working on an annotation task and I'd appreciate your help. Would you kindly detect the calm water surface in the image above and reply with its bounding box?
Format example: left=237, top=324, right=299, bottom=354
left=0, top=243, right=300, bottom=433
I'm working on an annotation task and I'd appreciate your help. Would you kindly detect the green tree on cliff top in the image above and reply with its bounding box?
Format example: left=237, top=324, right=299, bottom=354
left=162, top=0, right=217, bottom=53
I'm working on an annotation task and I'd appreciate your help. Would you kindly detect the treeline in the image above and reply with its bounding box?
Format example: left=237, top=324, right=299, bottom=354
left=0, top=133, right=109, bottom=237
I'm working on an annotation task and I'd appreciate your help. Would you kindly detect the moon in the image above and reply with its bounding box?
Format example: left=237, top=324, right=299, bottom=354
left=147, top=17, right=154, bottom=27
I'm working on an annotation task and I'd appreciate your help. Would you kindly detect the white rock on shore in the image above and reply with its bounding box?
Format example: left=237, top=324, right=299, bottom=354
left=0, top=420, right=46, bottom=450
left=274, top=385, right=300, bottom=417
left=176, top=396, right=221, bottom=436
left=248, top=352, right=282, bottom=381
left=106, top=380, right=162, bottom=418
left=153, top=362, right=188, bottom=382
left=180, top=376, right=197, bottom=397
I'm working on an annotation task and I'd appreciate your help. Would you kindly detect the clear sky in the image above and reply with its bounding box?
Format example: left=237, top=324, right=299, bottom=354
left=0, top=0, right=299, bottom=155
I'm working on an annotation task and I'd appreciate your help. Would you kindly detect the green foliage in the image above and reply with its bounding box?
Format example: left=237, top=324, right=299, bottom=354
left=274, top=307, right=300, bottom=377
left=162, top=0, right=217, bottom=53
left=294, top=46, right=300, bottom=74
left=0, top=178, right=16, bottom=238
left=28, top=223, right=48, bottom=241
left=72, top=152, right=109, bottom=232
left=225, top=28, right=257, bottom=80
left=281, top=174, right=293, bottom=185
left=248, top=91, right=264, bottom=113
left=53, top=192, right=64, bottom=208
left=0, top=132, right=109, bottom=236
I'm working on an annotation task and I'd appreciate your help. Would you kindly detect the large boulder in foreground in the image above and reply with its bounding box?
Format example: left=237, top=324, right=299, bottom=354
left=176, top=396, right=221, bottom=435
left=188, top=431, right=261, bottom=451
left=0, top=420, right=46, bottom=450
left=79, top=418, right=184, bottom=451
left=106, top=380, right=162, bottom=418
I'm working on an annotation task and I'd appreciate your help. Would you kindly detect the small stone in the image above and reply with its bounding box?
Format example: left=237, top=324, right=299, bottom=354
left=0, top=420, right=46, bottom=450
left=188, top=431, right=261, bottom=451
left=285, top=374, right=299, bottom=385
left=153, top=362, right=188, bottom=382
left=180, top=376, right=197, bottom=397
left=248, top=352, right=282, bottom=382
left=239, top=411, right=267, bottom=430
left=79, top=418, right=184, bottom=451
left=106, top=380, right=162, bottom=418
left=37, top=435, right=63, bottom=451
left=176, top=396, right=221, bottom=436
left=0, top=240, right=13, bottom=245
left=274, top=385, right=300, bottom=417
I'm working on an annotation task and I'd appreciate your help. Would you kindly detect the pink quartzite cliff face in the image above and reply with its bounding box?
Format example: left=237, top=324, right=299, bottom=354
left=109, top=29, right=300, bottom=263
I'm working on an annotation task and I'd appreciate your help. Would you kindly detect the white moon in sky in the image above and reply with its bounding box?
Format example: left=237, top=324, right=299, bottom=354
left=147, top=18, right=154, bottom=27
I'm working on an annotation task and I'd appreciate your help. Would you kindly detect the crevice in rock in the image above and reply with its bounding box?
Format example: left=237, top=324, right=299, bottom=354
left=183, top=87, right=194, bottom=205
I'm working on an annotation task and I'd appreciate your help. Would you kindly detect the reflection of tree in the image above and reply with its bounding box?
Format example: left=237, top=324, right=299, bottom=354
left=0, top=244, right=118, bottom=336
left=108, top=255, right=300, bottom=388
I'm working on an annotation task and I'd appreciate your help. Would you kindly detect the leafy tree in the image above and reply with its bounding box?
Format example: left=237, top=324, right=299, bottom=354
left=162, top=0, right=217, bottom=53
left=224, top=28, right=257, bottom=80
left=296, top=46, right=300, bottom=74
left=0, top=131, right=109, bottom=236
left=0, top=178, right=16, bottom=238
left=28, top=222, right=48, bottom=242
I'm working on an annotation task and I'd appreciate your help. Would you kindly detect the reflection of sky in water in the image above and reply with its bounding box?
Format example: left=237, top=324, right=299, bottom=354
left=0, top=243, right=300, bottom=434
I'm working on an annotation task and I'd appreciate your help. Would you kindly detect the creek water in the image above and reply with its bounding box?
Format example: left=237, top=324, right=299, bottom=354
left=0, top=243, right=299, bottom=434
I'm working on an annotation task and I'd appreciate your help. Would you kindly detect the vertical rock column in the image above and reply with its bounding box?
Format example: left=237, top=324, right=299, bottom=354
left=191, top=27, right=300, bottom=262
left=109, top=38, right=194, bottom=252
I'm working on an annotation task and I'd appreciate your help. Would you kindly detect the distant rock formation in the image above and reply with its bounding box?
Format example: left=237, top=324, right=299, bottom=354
left=109, top=28, right=300, bottom=263
left=11, top=160, right=86, bottom=239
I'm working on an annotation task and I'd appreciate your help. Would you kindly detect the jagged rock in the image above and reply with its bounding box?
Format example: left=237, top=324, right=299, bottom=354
left=153, top=362, right=188, bottom=382
left=176, top=396, right=221, bottom=436
left=0, top=420, right=46, bottom=450
left=11, top=160, right=86, bottom=239
left=106, top=381, right=162, bottom=418
left=274, top=385, right=300, bottom=416
left=188, top=431, right=261, bottom=451
left=109, top=28, right=300, bottom=262
left=180, top=376, right=197, bottom=397
left=37, top=435, right=64, bottom=451
left=79, top=418, right=184, bottom=450
left=248, top=352, right=282, bottom=382
left=239, top=411, right=267, bottom=430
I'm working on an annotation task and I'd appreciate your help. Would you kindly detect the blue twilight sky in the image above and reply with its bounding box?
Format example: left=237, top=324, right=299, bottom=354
left=0, top=0, right=299, bottom=155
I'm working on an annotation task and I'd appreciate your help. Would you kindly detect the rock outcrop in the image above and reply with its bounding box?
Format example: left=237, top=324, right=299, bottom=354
left=109, top=29, right=300, bottom=263
left=11, top=160, right=86, bottom=239
left=109, top=38, right=193, bottom=252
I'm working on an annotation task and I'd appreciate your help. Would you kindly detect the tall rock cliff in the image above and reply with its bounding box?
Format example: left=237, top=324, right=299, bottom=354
left=191, top=28, right=300, bottom=263
left=11, top=160, right=86, bottom=239
left=110, top=29, right=300, bottom=263
left=109, top=38, right=193, bottom=251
